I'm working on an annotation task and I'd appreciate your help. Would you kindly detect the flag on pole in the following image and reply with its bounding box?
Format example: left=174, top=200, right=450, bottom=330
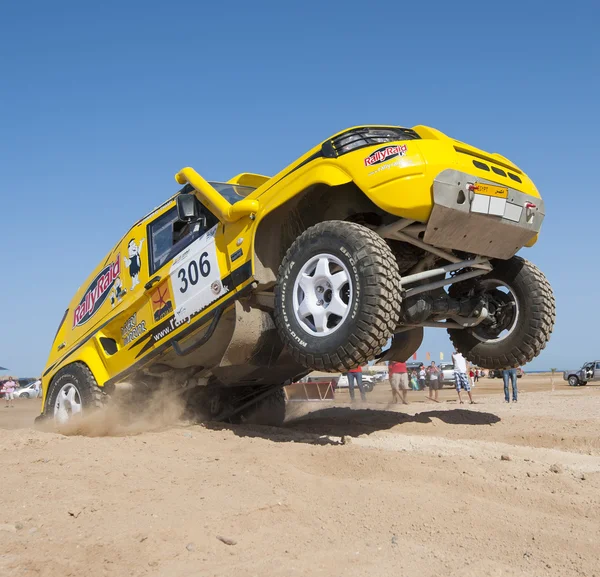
left=412, top=352, right=417, bottom=360
left=426, top=352, right=431, bottom=361
left=440, top=352, right=444, bottom=361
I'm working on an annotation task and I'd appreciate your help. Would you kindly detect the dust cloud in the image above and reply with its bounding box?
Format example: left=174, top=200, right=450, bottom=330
left=51, top=381, right=192, bottom=437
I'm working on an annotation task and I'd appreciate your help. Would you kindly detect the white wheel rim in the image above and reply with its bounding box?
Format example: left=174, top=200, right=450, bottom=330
left=54, top=383, right=82, bottom=424
left=292, top=253, right=353, bottom=337
left=472, top=280, right=520, bottom=343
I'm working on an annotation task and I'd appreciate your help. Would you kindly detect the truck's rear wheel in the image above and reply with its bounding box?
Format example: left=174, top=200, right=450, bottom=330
left=45, top=363, right=106, bottom=425
left=448, top=256, right=555, bottom=369
left=274, top=221, right=402, bottom=372
left=239, top=387, right=286, bottom=427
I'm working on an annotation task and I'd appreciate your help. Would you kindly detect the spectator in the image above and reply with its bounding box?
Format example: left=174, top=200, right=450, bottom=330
left=418, top=364, right=426, bottom=392
left=502, top=368, right=518, bottom=403
left=32, top=379, right=42, bottom=398
left=452, top=349, right=475, bottom=404
left=469, top=368, right=475, bottom=388
left=388, top=361, right=409, bottom=404
left=427, top=361, right=441, bottom=403
left=410, top=370, right=419, bottom=391
left=474, top=369, right=480, bottom=383
left=2, top=378, right=17, bottom=408
left=345, top=366, right=366, bottom=402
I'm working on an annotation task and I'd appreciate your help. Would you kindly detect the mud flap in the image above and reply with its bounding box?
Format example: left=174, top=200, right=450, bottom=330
left=376, top=327, right=424, bottom=363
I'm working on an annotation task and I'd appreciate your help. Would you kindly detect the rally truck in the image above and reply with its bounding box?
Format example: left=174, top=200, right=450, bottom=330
left=38, top=125, right=555, bottom=426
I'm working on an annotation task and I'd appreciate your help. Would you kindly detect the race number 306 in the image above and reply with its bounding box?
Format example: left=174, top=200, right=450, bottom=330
left=177, top=251, right=211, bottom=293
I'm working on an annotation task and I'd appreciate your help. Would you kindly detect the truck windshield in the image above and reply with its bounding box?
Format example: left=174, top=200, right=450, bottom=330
left=209, top=182, right=256, bottom=204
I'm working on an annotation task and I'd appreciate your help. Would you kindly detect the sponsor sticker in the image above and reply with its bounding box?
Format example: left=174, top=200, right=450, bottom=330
left=150, top=281, right=174, bottom=322
left=121, top=312, right=147, bottom=345
left=368, top=158, right=404, bottom=177
left=73, top=255, right=121, bottom=328
left=364, top=144, right=407, bottom=167
left=230, top=248, right=243, bottom=262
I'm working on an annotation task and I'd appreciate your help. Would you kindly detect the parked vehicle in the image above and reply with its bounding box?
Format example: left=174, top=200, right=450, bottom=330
left=488, top=368, right=523, bottom=378
left=563, top=361, right=600, bottom=386
left=336, top=374, right=375, bottom=393
left=17, top=378, right=37, bottom=388
left=37, top=124, right=555, bottom=427
left=14, top=382, right=39, bottom=398
left=440, top=363, right=455, bottom=386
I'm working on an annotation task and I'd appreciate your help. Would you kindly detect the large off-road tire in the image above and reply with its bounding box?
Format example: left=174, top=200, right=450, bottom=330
left=567, top=375, right=579, bottom=387
left=274, top=221, right=402, bottom=372
left=448, top=256, right=555, bottom=369
left=240, top=388, right=286, bottom=427
left=44, top=363, right=106, bottom=425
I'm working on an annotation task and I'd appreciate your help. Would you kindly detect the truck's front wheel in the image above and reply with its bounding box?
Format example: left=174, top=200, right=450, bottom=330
left=448, top=256, right=555, bottom=369
left=274, top=221, right=402, bottom=372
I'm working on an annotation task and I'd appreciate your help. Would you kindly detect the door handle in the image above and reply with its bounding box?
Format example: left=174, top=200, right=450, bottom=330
left=144, top=276, right=161, bottom=290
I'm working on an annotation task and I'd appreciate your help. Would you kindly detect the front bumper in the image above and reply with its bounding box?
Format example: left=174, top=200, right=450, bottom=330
left=424, top=169, right=544, bottom=260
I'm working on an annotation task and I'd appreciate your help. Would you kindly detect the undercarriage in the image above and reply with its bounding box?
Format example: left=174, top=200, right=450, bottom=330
left=374, top=217, right=554, bottom=369
left=379, top=218, right=499, bottom=332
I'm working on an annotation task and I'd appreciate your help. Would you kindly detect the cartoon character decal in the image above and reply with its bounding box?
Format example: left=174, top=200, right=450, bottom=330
left=110, top=277, right=127, bottom=307
left=124, top=238, right=145, bottom=291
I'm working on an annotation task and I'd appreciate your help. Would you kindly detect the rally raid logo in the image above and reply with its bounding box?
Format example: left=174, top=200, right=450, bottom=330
left=73, top=255, right=121, bottom=328
left=364, top=144, right=407, bottom=167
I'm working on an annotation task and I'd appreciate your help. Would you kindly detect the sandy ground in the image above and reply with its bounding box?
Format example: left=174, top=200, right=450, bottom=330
left=1, top=374, right=599, bottom=577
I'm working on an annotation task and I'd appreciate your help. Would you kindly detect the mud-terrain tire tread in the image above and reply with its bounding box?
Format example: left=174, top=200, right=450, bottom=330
left=274, top=221, right=402, bottom=372
left=45, top=362, right=107, bottom=419
left=447, top=256, right=555, bottom=370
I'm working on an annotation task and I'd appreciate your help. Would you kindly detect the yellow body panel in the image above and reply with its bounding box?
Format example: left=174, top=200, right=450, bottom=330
left=41, top=124, right=543, bottom=410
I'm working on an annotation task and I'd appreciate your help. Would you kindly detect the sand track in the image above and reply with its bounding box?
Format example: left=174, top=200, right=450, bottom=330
left=1, top=376, right=598, bottom=577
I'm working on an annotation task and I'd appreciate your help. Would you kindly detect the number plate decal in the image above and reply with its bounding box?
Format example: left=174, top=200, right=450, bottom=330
left=169, top=226, right=228, bottom=324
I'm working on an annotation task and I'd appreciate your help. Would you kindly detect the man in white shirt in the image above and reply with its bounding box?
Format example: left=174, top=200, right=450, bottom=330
left=452, top=349, right=475, bottom=404
left=32, top=379, right=42, bottom=398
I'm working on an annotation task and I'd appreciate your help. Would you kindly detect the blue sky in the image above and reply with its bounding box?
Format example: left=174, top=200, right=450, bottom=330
left=1, top=0, right=598, bottom=376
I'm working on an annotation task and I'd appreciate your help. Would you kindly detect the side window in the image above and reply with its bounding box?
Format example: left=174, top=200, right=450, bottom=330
left=595, top=363, right=600, bottom=370
left=148, top=205, right=217, bottom=275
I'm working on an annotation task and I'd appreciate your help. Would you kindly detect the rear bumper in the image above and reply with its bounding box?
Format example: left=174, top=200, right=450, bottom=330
left=424, top=169, right=545, bottom=259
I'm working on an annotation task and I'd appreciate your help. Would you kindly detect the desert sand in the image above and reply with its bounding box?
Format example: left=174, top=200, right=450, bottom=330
left=1, top=374, right=599, bottom=577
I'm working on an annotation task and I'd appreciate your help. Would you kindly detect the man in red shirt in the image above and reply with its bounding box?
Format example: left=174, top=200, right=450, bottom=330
left=345, top=366, right=366, bottom=402
left=388, top=361, right=409, bottom=404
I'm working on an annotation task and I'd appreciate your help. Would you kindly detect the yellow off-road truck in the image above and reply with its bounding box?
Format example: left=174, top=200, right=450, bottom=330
left=38, top=125, right=555, bottom=426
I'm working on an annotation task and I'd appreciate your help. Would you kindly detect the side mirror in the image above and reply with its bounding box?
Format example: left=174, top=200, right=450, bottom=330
left=176, top=193, right=202, bottom=223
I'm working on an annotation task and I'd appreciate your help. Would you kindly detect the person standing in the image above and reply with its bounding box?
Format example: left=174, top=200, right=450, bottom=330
left=427, top=361, right=441, bottom=402
left=410, top=369, right=419, bottom=391
left=2, top=378, right=17, bottom=408
left=418, top=364, right=426, bottom=392
left=502, top=368, right=518, bottom=403
left=452, top=350, right=475, bottom=404
left=32, top=379, right=42, bottom=398
left=388, top=361, right=409, bottom=404
left=346, top=366, right=366, bottom=402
